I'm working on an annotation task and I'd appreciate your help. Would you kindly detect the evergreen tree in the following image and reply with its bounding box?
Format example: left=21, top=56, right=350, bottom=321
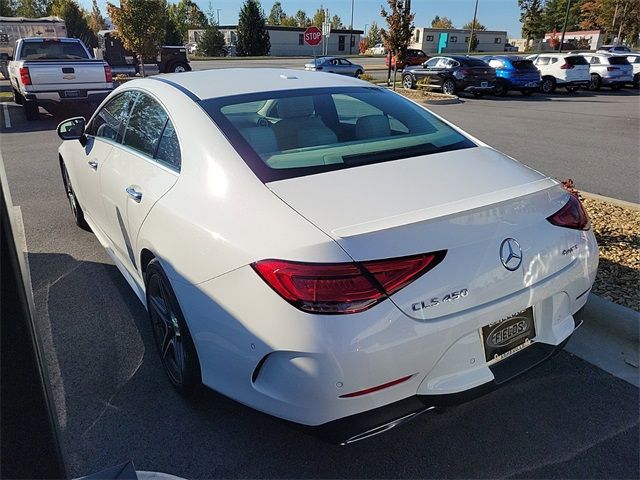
left=267, top=1, right=285, bottom=25
left=167, top=0, right=208, bottom=43
left=197, top=24, right=225, bottom=55
left=50, top=0, right=97, bottom=47
left=366, top=21, right=381, bottom=47
left=431, top=15, right=454, bottom=29
left=518, top=0, right=545, bottom=43
left=237, top=0, right=269, bottom=56
left=312, top=6, right=325, bottom=27
left=542, top=0, right=584, bottom=33
left=330, top=13, right=342, bottom=29
left=0, top=0, right=15, bottom=16
left=15, top=0, right=50, bottom=17
left=89, top=0, right=107, bottom=34
left=294, top=9, right=310, bottom=27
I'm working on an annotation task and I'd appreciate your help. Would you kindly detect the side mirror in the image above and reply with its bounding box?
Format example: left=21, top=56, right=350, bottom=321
left=57, top=117, right=86, bottom=142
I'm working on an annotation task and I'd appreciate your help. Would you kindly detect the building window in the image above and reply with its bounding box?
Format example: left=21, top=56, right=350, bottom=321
left=415, top=30, right=420, bottom=42
left=465, top=36, right=469, bottom=43
left=338, top=35, right=345, bottom=51
left=426, top=35, right=434, bottom=41
left=298, top=33, right=303, bottom=45
left=494, top=37, right=502, bottom=44
left=450, top=36, right=457, bottom=42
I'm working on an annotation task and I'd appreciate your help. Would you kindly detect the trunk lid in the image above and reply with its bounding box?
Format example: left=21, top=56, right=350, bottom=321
left=25, top=60, right=109, bottom=88
left=267, top=146, right=579, bottom=320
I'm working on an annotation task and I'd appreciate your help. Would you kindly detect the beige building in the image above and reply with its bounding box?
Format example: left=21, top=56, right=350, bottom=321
left=543, top=30, right=604, bottom=50
left=409, top=27, right=508, bottom=54
left=189, top=25, right=363, bottom=56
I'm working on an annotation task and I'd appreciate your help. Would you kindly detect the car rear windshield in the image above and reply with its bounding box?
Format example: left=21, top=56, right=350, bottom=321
left=608, top=56, right=630, bottom=65
left=512, top=60, right=537, bottom=71
left=460, top=58, right=489, bottom=67
left=565, top=56, right=588, bottom=65
left=201, top=87, right=475, bottom=182
left=20, top=40, right=88, bottom=60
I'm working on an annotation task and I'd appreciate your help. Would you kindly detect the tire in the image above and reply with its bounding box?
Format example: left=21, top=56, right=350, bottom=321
left=354, top=69, right=363, bottom=78
left=12, top=88, right=23, bottom=105
left=170, top=62, right=190, bottom=73
left=521, top=89, right=533, bottom=96
left=146, top=259, right=202, bottom=394
left=493, top=79, right=507, bottom=96
left=61, top=162, right=91, bottom=231
left=442, top=78, right=456, bottom=95
left=566, top=86, right=579, bottom=93
left=541, top=76, right=556, bottom=94
left=588, top=74, right=602, bottom=91
left=402, top=74, right=415, bottom=89
left=23, top=100, right=38, bottom=121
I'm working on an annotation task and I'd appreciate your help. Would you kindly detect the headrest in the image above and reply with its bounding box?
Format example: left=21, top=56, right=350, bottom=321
left=356, top=115, right=391, bottom=140
left=277, top=96, right=315, bottom=119
left=240, top=126, right=278, bottom=154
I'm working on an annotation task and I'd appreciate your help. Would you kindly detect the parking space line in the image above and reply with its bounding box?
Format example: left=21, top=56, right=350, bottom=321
left=3, top=103, right=11, bottom=128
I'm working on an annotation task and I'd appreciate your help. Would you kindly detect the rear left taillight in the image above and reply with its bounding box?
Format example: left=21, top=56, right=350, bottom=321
left=104, top=65, right=112, bottom=82
left=547, top=195, right=590, bottom=230
left=560, top=63, right=575, bottom=69
left=19, top=67, right=31, bottom=85
left=607, top=66, right=619, bottom=71
left=252, top=251, right=446, bottom=314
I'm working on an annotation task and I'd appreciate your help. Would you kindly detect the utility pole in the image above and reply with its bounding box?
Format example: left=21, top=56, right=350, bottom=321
left=467, top=0, right=479, bottom=55
left=558, top=0, right=572, bottom=53
left=616, top=0, right=629, bottom=44
left=349, top=0, right=354, bottom=55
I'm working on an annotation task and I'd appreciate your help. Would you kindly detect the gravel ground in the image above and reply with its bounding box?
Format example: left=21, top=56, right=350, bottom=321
left=583, top=197, right=640, bottom=312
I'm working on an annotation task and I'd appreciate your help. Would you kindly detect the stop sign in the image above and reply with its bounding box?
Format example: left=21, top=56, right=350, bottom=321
left=303, top=26, right=322, bottom=46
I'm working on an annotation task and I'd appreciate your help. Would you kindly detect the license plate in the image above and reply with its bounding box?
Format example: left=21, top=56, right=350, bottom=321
left=64, top=90, right=79, bottom=98
left=481, top=81, right=488, bottom=87
left=482, top=307, right=535, bottom=363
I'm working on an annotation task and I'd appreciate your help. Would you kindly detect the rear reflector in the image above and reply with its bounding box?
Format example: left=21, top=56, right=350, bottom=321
left=339, top=374, right=414, bottom=398
left=547, top=194, right=590, bottom=230
left=252, top=251, right=446, bottom=314
left=104, top=65, right=113, bottom=83
left=19, top=67, right=31, bottom=85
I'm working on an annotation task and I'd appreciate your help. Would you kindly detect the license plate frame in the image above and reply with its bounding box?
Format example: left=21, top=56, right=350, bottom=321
left=64, top=90, right=80, bottom=98
left=481, top=81, right=488, bottom=88
left=481, top=307, right=535, bottom=363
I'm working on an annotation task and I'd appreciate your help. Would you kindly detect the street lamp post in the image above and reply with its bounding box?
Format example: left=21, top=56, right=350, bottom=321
left=558, top=0, right=572, bottom=53
left=349, top=0, right=355, bottom=55
left=467, top=0, right=479, bottom=55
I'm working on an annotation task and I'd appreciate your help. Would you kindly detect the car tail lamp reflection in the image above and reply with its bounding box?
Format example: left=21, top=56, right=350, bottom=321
left=19, top=67, right=31, bottom=85
left=339, top=374, right=414, bottom=398
left=252, top=251, right=446, bottom=314
left=560, top=63, right=575, bottom=69
left=104, top=65, right=113, bottom=82
left=547, top=194, right=590, bottom=230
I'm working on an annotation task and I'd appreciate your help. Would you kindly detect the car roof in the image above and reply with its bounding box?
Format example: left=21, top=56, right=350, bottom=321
left=146, top=68, right=366, bottom=100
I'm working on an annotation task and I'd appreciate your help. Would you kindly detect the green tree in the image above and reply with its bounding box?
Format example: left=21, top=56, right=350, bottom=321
left=462, top=19, right=486, bottom=31
left=267, top=0, right=286, bottom=25
left=431, top=15, right=454, bottom=29
left=581, top=0, right=640, bottom=45
left=330, top=13, right=343, bottom=29
left=281, top=15, right=297, bottom=26
left=294, top=9, right=310, bottom=27
left=167, top=0, right=208, bottom=43
left=15, top=0, right=50, bottom=17
left=542, top=0, right=584, bottom=32
left=107, top=0, right=167, bottom=71
left=164, top=15, right=183, bottom=45
left=366, top=20, right=381, bottom=47
left=237, top=0, right=270, bottom=56
left=197, top=24, right=225, bottom=55
left=88, top=0, right=107, bottom=34
left=50, top=0, right=97, bottom=47
left=518, top=0, right=546, bottom=43
left=0, top=0, right=15, bottom=16
left=312, top=6, right=326, bottom=27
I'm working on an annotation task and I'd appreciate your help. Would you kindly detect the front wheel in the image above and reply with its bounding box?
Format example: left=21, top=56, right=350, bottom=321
left=588, top=74, right=602, bottom=91
left=170, top=62, right=190, bottom=73
left=493, top=79, right=507, bottom=96
left=354, top=69, right=363, bottom=78
left=402, top=74, right=415, bottom=89
left=146, top=260, right=202, bottom=394
left=541, top=77, right=556, bottom=94
left=442, top=78, right=457, bottom=95
left=61, top=162, right=91, bottom=231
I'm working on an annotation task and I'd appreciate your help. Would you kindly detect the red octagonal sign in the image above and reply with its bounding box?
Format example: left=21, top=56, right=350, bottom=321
left=303, top=26, right=322, bottom=46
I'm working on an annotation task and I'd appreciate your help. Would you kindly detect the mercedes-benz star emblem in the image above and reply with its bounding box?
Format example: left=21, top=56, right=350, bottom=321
left=500, top=238, right=523, bottom=271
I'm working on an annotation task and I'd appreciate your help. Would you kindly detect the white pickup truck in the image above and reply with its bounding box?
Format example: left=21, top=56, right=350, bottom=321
left=9, top=37, right=113, bottom=120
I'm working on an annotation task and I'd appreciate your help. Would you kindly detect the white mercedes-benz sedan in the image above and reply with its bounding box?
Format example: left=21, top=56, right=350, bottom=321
left=57, top=69, right=598, bottom=443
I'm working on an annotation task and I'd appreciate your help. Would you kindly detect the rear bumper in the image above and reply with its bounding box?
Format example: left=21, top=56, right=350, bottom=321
left=24, top=89, right=112, bottom=106
left=601, top=75, right=633, bottom=85
left=557, top=79, right=590, bottom=87
left=460, top=81, right=495, bottom=92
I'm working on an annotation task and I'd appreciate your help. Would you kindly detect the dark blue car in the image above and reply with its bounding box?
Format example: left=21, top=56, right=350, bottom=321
left=481, top=56, right=541, bottom=96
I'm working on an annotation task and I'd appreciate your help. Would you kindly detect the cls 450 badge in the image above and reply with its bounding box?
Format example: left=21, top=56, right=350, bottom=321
left=412, top=289, right=469, bottom=311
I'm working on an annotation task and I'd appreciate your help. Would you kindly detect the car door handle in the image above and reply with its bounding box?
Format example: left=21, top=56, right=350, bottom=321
left=126, top=186, right=143, bottom=203
left=88, top=160, right=98, bottom=170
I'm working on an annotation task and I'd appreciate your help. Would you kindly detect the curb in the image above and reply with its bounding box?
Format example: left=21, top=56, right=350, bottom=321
left=577, top=294, right=639, bottom=343
left=423, top=95, right=461, bottom=105
left=581, top=191, right=640, bottom=210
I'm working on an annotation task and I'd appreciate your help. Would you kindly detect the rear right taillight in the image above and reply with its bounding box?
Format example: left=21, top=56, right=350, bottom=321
left=19, top=67, right=31, bottom=85
left=252, top=251, right=446, bottom=314
left=104, top=65, right=113, bottom=82
left=560, top=63, right=575, bottom=69
left=607, top=66, right=618, bottom=71
left=547, top=195, right=590, bottom=230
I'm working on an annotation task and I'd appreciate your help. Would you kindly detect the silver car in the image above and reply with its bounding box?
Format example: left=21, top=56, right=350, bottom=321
left=621, top=53, right=640, bottom=88
left=304, top=57, right=364, bottom=77
left=583, top=53, right=633, bottom=90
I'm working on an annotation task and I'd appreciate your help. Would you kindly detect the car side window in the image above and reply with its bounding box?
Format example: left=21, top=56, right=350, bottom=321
left=121, top=92, right=168, bottom=157
left=435, top=58, right=449, bottom=68
left=536, top=57, right=549, bottom=66
left=88, top=91, right=136, bottom=142
left=489, top=59, right=503, bottom=69
left=425, top=58, right=439, bottom=68
left=155, top=120, right=181, bottom=172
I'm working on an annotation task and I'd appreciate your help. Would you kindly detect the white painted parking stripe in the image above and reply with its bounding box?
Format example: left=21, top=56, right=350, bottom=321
left=3, top=102, right=11, bottom=128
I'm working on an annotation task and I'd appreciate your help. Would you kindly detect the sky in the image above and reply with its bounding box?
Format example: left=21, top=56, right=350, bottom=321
left=85, top=0, right=523, bottom=39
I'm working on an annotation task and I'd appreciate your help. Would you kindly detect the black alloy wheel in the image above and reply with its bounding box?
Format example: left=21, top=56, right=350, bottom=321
left=493, top=79, right=507, bottom=97
left=541, top=77, right=556, bottom=94
left=146, top=260, right=201, bottom=394
left=588, top=74, right=602, bottom=91
left=442, top=78, right=456, bottom=95
left=61, top=163, right=90, bottom=231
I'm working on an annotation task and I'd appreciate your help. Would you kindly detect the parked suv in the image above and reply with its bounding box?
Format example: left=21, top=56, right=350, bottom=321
left=597, top=45, right=631, bottom=54
left=387, top=48, right=428, bottom=69
left=482, top=55, right=541, bottom=96
left=618, top=53, right=639, bottom=88
left=402, top=55, right=496, bottom=97
left=582, top=53, right=633, bottom=90
left=527, top=53, right=590, bottom=93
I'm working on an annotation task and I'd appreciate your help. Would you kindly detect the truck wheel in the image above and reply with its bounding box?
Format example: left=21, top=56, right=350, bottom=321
left=170, top=62, right=190, bottom=73
left=12, top=89, right=23, bottom=105
left=23, top=100, right=39, bottom=121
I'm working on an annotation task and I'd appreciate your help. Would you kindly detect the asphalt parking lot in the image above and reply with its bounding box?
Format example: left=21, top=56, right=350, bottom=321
left=1, top=78, right=639, bottom=478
